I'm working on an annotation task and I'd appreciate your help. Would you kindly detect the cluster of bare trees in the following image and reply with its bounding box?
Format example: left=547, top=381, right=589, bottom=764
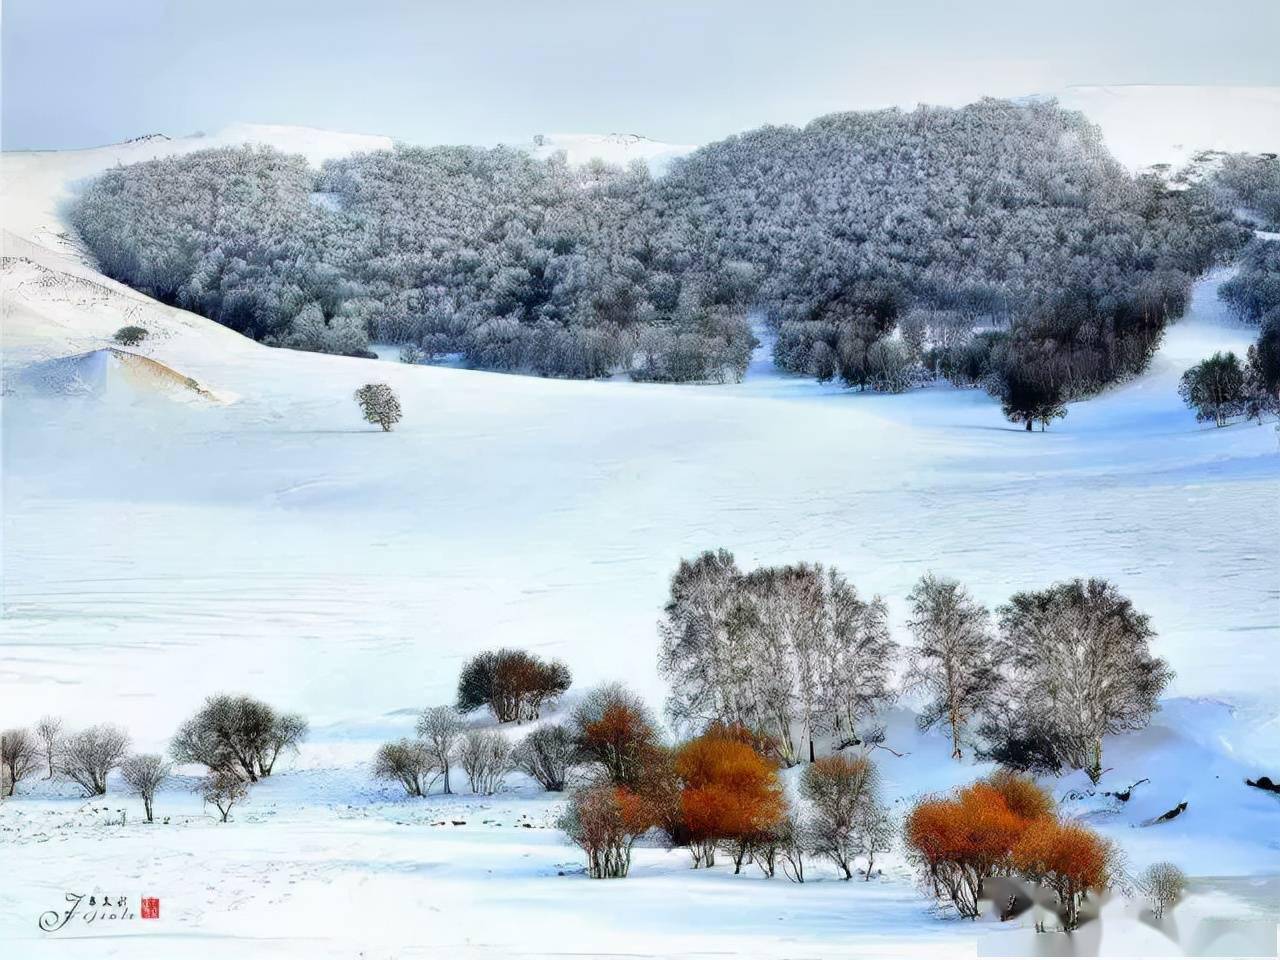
left=3, top=719, right=131, bottom=797
left=659, top=551, right=896, bottom=767
left=373, top=650, right=577, bottom=799
left=660, top=552, right=1172, bottom=784
left=1, top=717, right=177, bottom=824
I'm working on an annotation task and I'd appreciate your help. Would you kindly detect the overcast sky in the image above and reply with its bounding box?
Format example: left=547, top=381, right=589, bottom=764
left=4, top=0, right=1279, bottom=151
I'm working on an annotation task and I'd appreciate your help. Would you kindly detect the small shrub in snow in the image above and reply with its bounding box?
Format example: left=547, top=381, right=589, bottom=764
left=775, top=811, right=811, bottom=883
left=1, top=728, right=42, bottom=796
left=119, top=754, right=171, bottom=823
left=372, top=739, right=437, bottom=797
left=673, top=730, right=783, bottom=870
left=56, top=724, right=130, bottom=796
left=1012, top=819, right=1114, bottom=931
left=200, top=769, right=248, bottom=822
left=113, top=325, right=148, bottom=346
left=354, top=383, right=402, bottom=432
left=801, top=754, right=883, bottom=881
left=1139, top=861, right=1186, bottom=919
left=457, top=729, right=513, bottom=795
left=559, top=783, right=656, bottom=879
left=513, top=723, right=574, bottom=791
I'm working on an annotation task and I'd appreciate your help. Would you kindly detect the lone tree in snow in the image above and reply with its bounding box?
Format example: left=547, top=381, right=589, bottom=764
left=994, top=578, right=1172, bottom=783
left=113, top=325, right=149, bottom=346
left=415, top=706, right=464, bottom=794
left=992, top=357, right=1067, bottom=431
left=904, top=573, right=1002, bottom=760
left=119, top=754, right=171, bottom=823
left=35, top=716, right=63, bottom=778
left=1140, top=861, right=1186, bottom=919
left=455, top=649, right=572, bottom=724
left=1, top=728, right=42, bottom=796
left=199, top=769, right=248, bottom=822
left=372, top=739, right=436, bottom=797
left=1180, top=352, right=1247, bottom=427
left=354, top=383, right=402, bottom=431
left=56, top=724, right=131, bottom=796
left=170, top=694, right=308, bottom=782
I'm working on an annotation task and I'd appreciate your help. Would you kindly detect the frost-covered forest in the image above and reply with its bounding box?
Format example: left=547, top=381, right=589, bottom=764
left=71, top=100, right=1250, bottom=405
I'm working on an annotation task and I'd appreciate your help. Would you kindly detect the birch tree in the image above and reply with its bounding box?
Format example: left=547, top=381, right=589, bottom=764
left=904, top=573, right=1001, bottom=760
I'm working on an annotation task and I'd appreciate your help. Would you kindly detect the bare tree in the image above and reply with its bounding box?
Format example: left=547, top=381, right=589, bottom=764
left=457, top=729, right=513, bottom=795
left=853, top=801, right=895, bottom=880
left=372, top=739, right=437, bottom=797
left=818, top=569, right=897, bottom=744
left=170, top=695, right=307, bottom=782
left=1140, top=862, right=1186, bottom=919
left=1, top=728, right=42, bottom=796
left=801, top=754, right=881, bottom=880
left=776, top=812, right=811, bottom=883
left=658, top=549, right=747, bottom=733
left=199, top=770, right=248, bottom=822
left=513, top=723, right=574, bottom=791
left=904, top=573, right=1001, bottom=760
left=996, top=579, right=1172, bottom=783
left=119, top=754, right=171, bottom=822
left=415, top=706, right=464, bottom=793
left=35, top=716, right=63, bottom=779
left=354, top=383, right=402, bottom=432
left=56, top=725, right=130, bottom=796
left=659, top=554, right=895, bottom=766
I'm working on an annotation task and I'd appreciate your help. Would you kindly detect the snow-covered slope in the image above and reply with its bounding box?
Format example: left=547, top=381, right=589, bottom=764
left=525, top=132, right=696, bottom=173
left=1, top=120, right=1278, bottom=957
left=1054, top=85, right=1280, bottom=170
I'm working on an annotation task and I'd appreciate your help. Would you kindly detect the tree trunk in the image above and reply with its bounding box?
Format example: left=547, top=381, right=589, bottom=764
left=144, top=798, right=154, bottom=823
left=1025, top=418, right=1033, bottom=431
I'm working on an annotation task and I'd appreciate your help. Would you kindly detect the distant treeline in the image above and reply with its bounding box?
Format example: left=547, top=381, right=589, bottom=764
left=71, top=99, right=1252, bottom=412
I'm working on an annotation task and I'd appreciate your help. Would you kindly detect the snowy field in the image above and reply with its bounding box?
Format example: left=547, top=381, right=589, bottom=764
left=2, top=107, right=1279, bottom=957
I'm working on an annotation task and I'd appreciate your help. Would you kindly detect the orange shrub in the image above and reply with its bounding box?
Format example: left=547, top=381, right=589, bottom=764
left=571, top=684, right=661, bottom=787
left=559, top=783, right=657, bottom=878
left=674, top=733, right=784, bottom=868
left=1012, top=818, right=1113, bottom=929
left=907, top=771, right=1113, bottom=928
left=983, top=769, right=1055, bottom=822
left=905, top=782, right=1031, bottom=917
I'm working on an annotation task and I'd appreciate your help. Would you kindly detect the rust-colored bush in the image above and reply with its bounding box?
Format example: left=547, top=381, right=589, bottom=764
left=982, top=769, right=1055, bottom=822
left=674, top=733, right=784, bottom=868
left=571, top=683, right=662, bottom=787
left=1012, top=818, right=1113, bottom=929
left=907, top=771, right=1111, bottom=926
left=558, top=783, right=657, bottom=878
left=905, top=783, right=1028, bottom=917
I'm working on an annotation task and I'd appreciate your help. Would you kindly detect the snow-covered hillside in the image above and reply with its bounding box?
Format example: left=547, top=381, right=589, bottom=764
left=1, top=121, right=1278, bottom=957
left=525, top=132, right=696, bottom=173
left=1055, top=85, right=1280, bottom=170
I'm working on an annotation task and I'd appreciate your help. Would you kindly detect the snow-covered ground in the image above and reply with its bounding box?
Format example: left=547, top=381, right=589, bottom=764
left=2, top=122, right=1278, bottom=957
